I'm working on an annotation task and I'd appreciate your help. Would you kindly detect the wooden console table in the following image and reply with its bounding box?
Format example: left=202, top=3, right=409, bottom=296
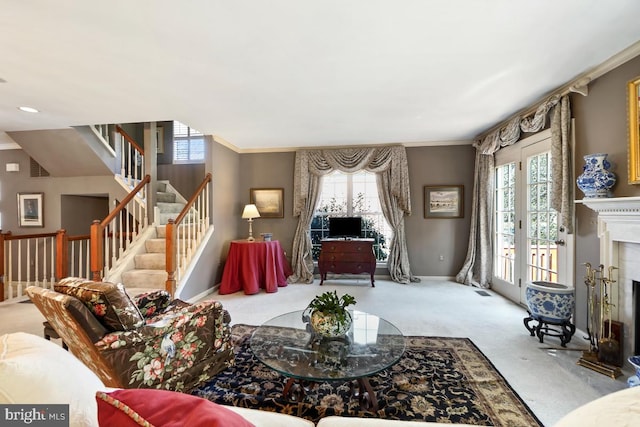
left=318, top=239, right=376, bottom=287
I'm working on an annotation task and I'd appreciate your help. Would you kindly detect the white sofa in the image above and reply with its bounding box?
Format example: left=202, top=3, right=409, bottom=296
left=0, top=332, right=478, bottom=427
left=553, top=384, right=640, bottom=426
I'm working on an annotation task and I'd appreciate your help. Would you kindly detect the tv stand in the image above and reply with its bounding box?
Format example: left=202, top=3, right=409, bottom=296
left=318, top=239, right=376, bottom=287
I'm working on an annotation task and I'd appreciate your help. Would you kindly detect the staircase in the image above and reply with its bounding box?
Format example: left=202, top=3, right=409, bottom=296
left=119, top=182, right=187, bottom=291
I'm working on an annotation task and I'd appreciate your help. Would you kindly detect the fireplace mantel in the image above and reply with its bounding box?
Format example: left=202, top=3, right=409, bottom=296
left=577, top=196, right=640, bottom=215
left=577, top=196, right=640, bottom=360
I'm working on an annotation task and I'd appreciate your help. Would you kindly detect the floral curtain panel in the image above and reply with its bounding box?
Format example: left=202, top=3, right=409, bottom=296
left=456, top=94, right=571, bottom=288
left=290, top=146, right=418, bottom=284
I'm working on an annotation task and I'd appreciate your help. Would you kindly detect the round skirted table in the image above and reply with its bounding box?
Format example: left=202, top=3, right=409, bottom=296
left=218, top=240, right=292, bottom=295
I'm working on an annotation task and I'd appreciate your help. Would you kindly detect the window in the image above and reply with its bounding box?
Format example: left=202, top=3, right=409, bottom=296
left=494, top=162, right=516, bottom=284
left=310, top=171, right=391, bottom=261
left=173, top=121, right=204, bottom=164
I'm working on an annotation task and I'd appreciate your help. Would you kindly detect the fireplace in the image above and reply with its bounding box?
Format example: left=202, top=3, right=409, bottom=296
left=579, top=196, right=640, bottom=362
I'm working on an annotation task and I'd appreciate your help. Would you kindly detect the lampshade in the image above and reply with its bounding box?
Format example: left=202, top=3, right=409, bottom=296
left=242, top=204, right=261, bottom=219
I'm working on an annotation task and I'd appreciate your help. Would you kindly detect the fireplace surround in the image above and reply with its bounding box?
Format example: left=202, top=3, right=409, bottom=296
left=578, top=196, right=640, bottom=362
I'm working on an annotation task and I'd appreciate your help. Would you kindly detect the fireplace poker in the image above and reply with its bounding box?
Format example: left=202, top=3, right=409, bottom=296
left=598, top=267, right=619, bottom=366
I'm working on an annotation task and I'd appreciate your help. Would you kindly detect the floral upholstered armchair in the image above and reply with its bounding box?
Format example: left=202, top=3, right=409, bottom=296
left=26, top=277, right=234, bottom=392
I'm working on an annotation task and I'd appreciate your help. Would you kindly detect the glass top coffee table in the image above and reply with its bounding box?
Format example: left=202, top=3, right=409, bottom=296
left=249, top=310, right=405, bottom=412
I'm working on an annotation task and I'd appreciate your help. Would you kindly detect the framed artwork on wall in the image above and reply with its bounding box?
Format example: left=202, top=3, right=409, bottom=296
left=17, top=192, right=44, bottom=227
left=156, top=126, right=164, bottom=154
left=424, top=185, right=463, bottom=218
left=250, top=188, right=284, bottom=218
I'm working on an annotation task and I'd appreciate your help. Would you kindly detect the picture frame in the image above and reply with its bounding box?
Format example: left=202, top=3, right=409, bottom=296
left=628, top=76, right=640, bottom=184
left=250, top=188, right=284, bottom=218
left=17, top=192, right=44, bottom=227
left=424, top=185, right=463, bottom=218
left=156, top=126, right=164, bottom=154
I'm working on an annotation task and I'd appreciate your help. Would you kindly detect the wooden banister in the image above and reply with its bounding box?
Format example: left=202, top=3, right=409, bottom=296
left=91, top=174, right=150, bottom=281
left=115, top=125, right=144, bottom=154
left=174, top=173, right=212, bottom=225
left=101, top=175, right=150, bottom=227
left=165, top=173, right=212, bottom=295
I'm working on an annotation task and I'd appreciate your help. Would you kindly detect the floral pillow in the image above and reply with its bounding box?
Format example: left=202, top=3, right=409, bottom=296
left=133, top=290, right=171, bottom=318
left=55, top=277, right=144, bottom=332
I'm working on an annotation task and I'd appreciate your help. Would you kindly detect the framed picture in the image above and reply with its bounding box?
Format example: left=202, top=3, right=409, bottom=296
left=155, top=126, right=164, bottom=154
left=250, top=188, right=284, bottom=218
left=17, top=192, right=44, bottom=227
left=424, top=185, right=463, bottom=218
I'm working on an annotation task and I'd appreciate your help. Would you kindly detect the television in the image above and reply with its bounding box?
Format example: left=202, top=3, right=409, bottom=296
left=328, top=217, right=362, bottom=239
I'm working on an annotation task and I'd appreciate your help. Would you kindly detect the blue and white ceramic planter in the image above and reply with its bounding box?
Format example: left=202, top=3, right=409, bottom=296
left=576, top=153, right=617, bottom=198
left=525, top=281, right=575, bottom=323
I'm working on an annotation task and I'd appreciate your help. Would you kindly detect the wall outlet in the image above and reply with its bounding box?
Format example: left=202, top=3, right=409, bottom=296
left=438, top=255, right=444, bottom=261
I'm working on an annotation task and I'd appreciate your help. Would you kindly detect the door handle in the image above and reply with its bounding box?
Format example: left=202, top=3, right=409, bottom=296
left=554, top=239, right=565, bottom=246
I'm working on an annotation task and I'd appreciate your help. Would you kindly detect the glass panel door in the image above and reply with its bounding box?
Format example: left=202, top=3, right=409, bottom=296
left=492, top=130, right=572, bottom=306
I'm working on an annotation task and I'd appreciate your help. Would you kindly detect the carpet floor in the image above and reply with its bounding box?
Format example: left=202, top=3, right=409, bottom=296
left=193, top=324, right=543, bottom=426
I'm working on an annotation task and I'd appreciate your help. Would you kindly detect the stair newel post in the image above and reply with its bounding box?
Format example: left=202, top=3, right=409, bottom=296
left=55, top=229, right=69, bottom=281
left=90, top=220, right=104, bottom=282
left=166, top=219, right=177, bottom=297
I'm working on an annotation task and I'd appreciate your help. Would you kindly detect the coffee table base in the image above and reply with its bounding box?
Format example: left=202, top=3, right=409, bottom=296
left=283, top=377, right=378, bottom=412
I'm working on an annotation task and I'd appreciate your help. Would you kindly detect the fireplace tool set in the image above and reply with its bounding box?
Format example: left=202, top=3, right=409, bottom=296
left=577, top=263, right=622, bottom=378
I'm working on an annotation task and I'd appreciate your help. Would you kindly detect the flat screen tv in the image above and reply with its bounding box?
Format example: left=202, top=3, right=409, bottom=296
left=328, top=217, right=362, bottom=238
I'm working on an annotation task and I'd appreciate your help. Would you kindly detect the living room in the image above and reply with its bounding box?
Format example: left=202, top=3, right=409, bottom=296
left=3, top=2, right=640, bottom=426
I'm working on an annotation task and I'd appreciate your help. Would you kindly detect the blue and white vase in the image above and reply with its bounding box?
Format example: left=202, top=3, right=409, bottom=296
left=576, top=153, right=617, bottom=198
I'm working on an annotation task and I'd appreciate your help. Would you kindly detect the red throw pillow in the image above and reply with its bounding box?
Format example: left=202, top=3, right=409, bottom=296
left=96, top=389, right=255, bottom=427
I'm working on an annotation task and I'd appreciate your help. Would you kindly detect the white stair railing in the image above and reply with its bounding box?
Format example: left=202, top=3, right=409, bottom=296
left=166, top=173, right=212, bottom=296
left=90, top=175, right=150, bottom=281
left=0, top=230, right=91, bottom=302
left=115, top=125, right=145, bottom=190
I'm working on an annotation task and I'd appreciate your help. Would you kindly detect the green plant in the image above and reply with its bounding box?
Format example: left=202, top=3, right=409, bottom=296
left=306, top=291, right=356, bottom=326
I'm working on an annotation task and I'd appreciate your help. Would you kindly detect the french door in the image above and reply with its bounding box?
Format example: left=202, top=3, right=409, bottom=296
left=492, top=130, right=574, bottom=305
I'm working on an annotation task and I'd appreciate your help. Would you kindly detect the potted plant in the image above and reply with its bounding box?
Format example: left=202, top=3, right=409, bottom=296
left=304, top=291, right=356, bottom=338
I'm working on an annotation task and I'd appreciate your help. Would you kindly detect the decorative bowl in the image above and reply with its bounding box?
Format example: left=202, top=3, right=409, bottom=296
left=309, top=310, right=352, bottom=339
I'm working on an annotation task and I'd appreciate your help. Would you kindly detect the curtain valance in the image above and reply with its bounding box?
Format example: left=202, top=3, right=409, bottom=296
left=475, top=94, right=561, bottom=155
left=293, top=145, right=411, bottom=216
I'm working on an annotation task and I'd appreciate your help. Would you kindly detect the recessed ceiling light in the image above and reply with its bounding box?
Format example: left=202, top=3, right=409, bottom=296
left=18, top=106, right=39, bottom=113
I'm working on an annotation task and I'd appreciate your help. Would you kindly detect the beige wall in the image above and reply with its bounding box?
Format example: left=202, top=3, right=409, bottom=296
left=571, top=54, right=640, bottom=331
left=61, top=195, right=109, bottom=235
left=232, top=145, right=476, bottom=278
left=405, top=145, right=475, bottom=276
left=237, top=152, right=297, bottom=264
left=0, top=148, right=125, bottom=234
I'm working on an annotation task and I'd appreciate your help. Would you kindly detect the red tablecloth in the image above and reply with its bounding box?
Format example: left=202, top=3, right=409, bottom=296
left=219, top=240, right=292, bottom=295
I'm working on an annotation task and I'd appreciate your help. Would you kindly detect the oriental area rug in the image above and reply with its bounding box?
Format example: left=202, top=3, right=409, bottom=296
left=192, top=324, right=543, bottom=426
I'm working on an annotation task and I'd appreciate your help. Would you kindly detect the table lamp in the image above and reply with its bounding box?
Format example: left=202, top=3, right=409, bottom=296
left=242, top=204, right=261, bottom=241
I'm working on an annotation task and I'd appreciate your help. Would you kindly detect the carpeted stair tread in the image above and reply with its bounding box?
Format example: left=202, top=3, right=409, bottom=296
left=134, top=253, right=165, bottom=269
left=156, top=202, right=185, bottom=213
left=145, top=239, right=166, bottom=253
left=121, top=269, right=168, bottom=289
left=156, top=191, right=177, bottom=203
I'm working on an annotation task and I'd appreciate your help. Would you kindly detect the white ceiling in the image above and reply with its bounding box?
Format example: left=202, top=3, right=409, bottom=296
left=2, top=1, right=640, bottom=151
